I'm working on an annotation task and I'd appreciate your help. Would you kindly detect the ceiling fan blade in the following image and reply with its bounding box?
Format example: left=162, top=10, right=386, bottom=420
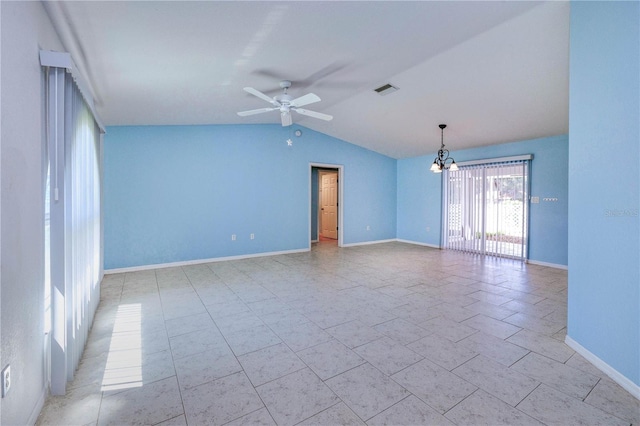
left=290, top=93, right=321, bottom=108
left=243, top=87, right=278, bottom=105
left=281, top=111, right=293, bottom=127
left=251, top=68, right=285, bottom=81
left=237, top=107, right=277, bottom=117
left=299, top=62, right=349, bottom=87
left=293, top=108, right=333, bottom=121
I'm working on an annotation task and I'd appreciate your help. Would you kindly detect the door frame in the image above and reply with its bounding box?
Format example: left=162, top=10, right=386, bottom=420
left=309, top=163, right=344, bottom=248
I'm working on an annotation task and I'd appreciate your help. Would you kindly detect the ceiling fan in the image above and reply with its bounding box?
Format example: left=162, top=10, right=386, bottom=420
left=237, top=80, right=333, bottom=127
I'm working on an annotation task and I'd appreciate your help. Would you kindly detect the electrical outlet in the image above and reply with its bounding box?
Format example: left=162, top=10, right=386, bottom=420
left=366, top=225, right=370, bottom=231
left=231, top=234, right=236, bottom=241
left=250, top=233, right=255, bottom=240
left=426, top=227, right=430, bottom=232
left=2, top=365, right=10, bottom=397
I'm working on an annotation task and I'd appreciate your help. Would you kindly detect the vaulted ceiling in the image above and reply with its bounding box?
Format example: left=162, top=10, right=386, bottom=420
left=44, top=1, right=570, bottom=158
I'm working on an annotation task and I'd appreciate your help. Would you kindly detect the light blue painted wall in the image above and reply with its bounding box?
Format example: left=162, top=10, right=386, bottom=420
left=568, top=1, right=639, bottom=386
left=397, top=135, right=569, bottom=266
left=104, top=124, right=397, bottom=269
left=397, top=155, right=443, bottom=247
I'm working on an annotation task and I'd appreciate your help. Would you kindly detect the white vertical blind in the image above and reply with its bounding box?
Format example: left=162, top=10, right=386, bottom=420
left=444, top=159, right=529, bottom=260
left=65, top=76, right=102, bottom=375
left=44, top=59, right=103, bottom=394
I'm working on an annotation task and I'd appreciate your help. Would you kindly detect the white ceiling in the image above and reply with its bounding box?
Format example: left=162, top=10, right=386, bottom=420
left=45, top=1, right=570, bottom=159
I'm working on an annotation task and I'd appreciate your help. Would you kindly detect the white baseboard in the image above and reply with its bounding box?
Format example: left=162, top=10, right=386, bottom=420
left=28, top=386, right=48, bottom=425
left=104, top=243, right=567, bottom=274
left=526, top=259, right=568, bottom=270
left=565, top=335, right=640, bottom=399
left=104, top=248, right=310, bottom=274
left=395, top=239, right=441, bottom=249
left=104, top=239, right=434, bottom=273
left=340, top=238, right=396, bottom=248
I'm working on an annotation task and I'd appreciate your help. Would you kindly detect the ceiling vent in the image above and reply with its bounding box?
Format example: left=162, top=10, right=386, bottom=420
left=374, top=83, right=399, bottom=96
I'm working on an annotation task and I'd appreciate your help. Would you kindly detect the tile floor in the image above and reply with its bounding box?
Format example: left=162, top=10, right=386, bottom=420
left=37, top=242, right=639, bottom=426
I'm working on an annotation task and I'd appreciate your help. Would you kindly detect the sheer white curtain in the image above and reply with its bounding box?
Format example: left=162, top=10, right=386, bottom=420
left=43, top=55, right=103, bottom=394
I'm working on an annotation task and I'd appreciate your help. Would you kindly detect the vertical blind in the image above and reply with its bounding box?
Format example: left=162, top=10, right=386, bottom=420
left=443, top=159, right=529, bottom=260
left=44, top=56, right=103, bottom=394
left=65, top=75, right=102, bottom=377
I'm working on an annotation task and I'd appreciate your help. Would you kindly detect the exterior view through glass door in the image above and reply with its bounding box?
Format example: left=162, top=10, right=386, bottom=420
left=443, top=159, right=530, bottom=260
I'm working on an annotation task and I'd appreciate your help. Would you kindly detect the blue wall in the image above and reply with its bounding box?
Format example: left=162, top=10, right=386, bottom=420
left=397, top=135, right=569, bottom=266
left=106, top=125, right=566, bottom=270
left=397, top=155, right=444, bottom=247
left=104, top=124, right=397, bottom=269
left=567, top=2, right=639, bottom=386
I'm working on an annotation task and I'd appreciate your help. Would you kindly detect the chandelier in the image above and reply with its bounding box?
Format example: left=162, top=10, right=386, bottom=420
left=430, top=124, right=458, bottom=173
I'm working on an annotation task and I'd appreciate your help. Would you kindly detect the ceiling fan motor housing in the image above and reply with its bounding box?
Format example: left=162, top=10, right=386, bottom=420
left=276, top=94, right=293, bottom=105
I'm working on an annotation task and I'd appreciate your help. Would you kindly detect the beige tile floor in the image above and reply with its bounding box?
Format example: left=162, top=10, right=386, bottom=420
left=37, top=242, right=639, bottom=425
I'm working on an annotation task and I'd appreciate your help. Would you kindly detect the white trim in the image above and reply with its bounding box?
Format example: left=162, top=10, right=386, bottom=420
left=526, top=259, right=568, bottom=270
left=456, top=154, right=533, bottom=167
left=27, top=386, right=48, bottom=426
left=440, top=168, right=447, bottom=248
left=311, top=239, right=319, bottom=243
left=565, top=335, right=640, bottom=400
left=396, top=239, right=441, bottom=249
left=104, top=248, right=309, bottom=274
left=341, top=238, right=396, bottom=248
left=309, top=163, right=344, bottom=249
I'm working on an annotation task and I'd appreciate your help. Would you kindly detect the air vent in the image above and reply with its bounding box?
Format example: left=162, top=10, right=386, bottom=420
left=374, top=83, right=399, bottom=96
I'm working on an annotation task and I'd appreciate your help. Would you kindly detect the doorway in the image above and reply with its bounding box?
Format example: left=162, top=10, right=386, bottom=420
left=310, top=164, right=343, bottom=246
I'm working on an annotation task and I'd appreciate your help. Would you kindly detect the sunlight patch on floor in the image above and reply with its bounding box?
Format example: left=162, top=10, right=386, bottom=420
left=101, top=303, right=143, bottom=392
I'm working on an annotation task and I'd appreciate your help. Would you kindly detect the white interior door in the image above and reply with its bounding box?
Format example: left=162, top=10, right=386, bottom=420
left=320, top=171, right=338, bottom=239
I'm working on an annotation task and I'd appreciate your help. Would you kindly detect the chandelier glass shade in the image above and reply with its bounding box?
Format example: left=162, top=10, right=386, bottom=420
left=430, top=124, right=458, bottom=173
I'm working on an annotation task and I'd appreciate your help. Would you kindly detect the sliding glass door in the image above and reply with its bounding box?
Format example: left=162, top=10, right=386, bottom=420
left=443, top=159, right=529, bottom=260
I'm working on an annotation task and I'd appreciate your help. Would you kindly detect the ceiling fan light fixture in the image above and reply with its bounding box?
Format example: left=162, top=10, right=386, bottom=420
left=281, top=110, right=292, bottom=127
